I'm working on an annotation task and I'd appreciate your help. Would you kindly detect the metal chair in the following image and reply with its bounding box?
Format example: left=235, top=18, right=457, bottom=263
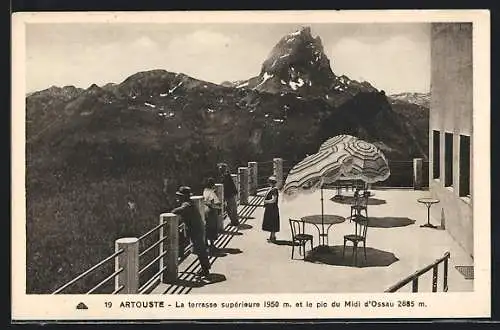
left=350, top=190, right=369, bottom=221
left=289, top=218, right=314, bottom=260
left=343, top=214, right=369, bottom=265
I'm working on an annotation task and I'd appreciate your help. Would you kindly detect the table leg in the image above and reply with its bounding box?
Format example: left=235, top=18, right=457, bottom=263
left=420, top=203, right=438, bottom=229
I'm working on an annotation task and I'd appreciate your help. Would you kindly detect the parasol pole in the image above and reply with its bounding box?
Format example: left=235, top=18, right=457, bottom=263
left=321, top=181, right=325, bottom=245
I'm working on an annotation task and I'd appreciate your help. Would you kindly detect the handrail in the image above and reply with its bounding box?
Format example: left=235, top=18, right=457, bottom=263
left=113, top=284, right=125, bottom=294
left=86, top=267, right=123, bottom=294
left=139, top=250, right=168, bottom=275
left=139, top=235, right=169, bottom=258
left=139, top=265, right=167, bottom=294
left=385, top=252, right=450, bottom=293
left=52, top=248, right=124, bottom=294
left=139, top=221, right=167, bottom=241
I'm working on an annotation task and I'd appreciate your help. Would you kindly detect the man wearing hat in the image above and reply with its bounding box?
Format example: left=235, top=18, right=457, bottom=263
left=218, top=163, right=239, bottom=227
left=172, top=186, right=211, bottom=277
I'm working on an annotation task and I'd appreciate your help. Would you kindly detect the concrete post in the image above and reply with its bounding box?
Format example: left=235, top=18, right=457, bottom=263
left=115, top=237, right=139, bottom=294
left=248, top=161, right=258, bottom=195
left=231, top=174, right=239, bottom=202
left=190, top=195, right=205, bottom=244
left=159, top=213, right=179, bottom=283
left=215, top=183, right=225, bottom=232
left=238, top=167, right=249, bottom=205
left=413, top=158, right=423, bottom=190
left=273, top=158, right=284, bottom=189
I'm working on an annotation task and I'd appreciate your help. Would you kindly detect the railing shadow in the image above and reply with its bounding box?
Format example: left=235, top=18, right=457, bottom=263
left=304, top=245, right=399, bottom=268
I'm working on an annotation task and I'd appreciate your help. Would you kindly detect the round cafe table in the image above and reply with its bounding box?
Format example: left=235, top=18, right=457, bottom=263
left=301, top=214, right=346, bottom=248
left=417, top=198, right=440, bottom=229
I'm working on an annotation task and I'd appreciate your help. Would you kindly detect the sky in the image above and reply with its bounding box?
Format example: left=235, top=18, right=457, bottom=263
left=26, top=23, right=430, bottom=94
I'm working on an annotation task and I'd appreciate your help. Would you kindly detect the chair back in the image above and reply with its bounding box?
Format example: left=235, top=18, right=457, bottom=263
left=289, top=218, right=305, bottom=238
left=353, top=214, right=369, bottom=239
left=358, top=191, right=370, bottom=207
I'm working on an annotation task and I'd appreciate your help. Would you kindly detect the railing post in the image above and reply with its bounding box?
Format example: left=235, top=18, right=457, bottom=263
left=248, top=161, right=258, bottom=195
left=412, top=278, right=419, bottom=292
left=432, top=265, right=438, bottom=292
left=115, top=237, right=139, bottom=294
left=413, top=158, right=423, bottom=190
left=159, top=213, right=179, bottom=284
left=215, top=183, right=225, bottom=232
left=238, top=167, right=249, bottom=205
left=443, top=253, right=449, bottom=292
left=231, top=174, right=239, bottom=203
left=273, top=158, right=284, bottom=189
left=190, top=195, right=206, bottom=242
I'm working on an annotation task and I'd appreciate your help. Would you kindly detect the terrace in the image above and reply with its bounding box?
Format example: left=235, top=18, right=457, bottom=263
left=152, top=187, right=473, bottom=294
left=51, top=158, right=473, bottom=295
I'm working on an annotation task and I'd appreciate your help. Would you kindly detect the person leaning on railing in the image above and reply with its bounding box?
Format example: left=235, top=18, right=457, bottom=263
left=203, top=177, right=222, bottom=252
left=172, top=186, right=211, bottom=277
left=218, top=162, right=239, bottom=227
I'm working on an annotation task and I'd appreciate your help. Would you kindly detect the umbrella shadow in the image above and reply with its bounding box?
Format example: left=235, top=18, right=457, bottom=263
left=330, top=195, right=387, bottom=205
left=367, top=217, right=416, bottom=228
left=304, top=245, right=399, bottom=268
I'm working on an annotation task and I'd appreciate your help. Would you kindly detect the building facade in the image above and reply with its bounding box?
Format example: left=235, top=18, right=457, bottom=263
left=429, top=23, right=473, bottom=258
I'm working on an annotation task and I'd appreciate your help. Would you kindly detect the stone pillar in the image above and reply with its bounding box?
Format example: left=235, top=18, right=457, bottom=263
left=273, top=158, right=284, bottom=189
left=159, top=213, right=179, bottom=283
left=248, top=161, right=258, bottom=195
left=413, top=158, right=423, bottom=190
left=231, top=174, right=239, bottom=202
left=215, top=183, right=225, bottom=232
left=238, top=167, right=249, bottom=205
left=115, top=237, right=139, bottom=294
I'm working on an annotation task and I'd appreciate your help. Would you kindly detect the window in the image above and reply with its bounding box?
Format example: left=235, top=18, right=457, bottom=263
left=444, top=132, right=454, bottom=187
left=433, top=130, right=441, bottom=179
left=459, top=135, right=471, bottom=196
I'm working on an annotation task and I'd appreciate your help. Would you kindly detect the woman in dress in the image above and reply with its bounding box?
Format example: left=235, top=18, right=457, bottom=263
left=262, top=176, right=280, bottom=242
left=203, top=177, right=221, bottom=251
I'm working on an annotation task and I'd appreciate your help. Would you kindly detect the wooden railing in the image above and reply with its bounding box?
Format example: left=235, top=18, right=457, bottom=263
left=385, top=252, right=450, bottom=293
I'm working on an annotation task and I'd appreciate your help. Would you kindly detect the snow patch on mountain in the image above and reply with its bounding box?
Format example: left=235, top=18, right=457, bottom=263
left=289, top=77, right=304, bottom=90
left=254, top=72, right=274, bottom=89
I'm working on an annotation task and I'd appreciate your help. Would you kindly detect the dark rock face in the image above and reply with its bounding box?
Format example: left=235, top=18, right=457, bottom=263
left=240, top=26, right=377, bottom=107
left=25, top=26, right=429, bottom=293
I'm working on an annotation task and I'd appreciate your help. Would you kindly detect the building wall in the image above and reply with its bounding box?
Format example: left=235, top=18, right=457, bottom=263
left=429, top=23, right=473, bottom=258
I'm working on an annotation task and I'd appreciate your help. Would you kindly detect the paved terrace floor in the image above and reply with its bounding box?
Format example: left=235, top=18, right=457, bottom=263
left=152, top=188, right=473, bottom=294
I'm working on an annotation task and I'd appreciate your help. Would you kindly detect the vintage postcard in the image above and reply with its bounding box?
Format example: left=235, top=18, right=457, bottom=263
left=11, top=10, right=490, bottom=321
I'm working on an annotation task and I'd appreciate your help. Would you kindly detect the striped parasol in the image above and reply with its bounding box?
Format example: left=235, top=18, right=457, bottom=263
left=282, top=136, right=390, bottom=248
left=283, top=138, right=390, bottom=198
left=335, top=139, right=391, bottom=184
left=282, top=145, right=352, bottom=198
left=318, top=134, right=359, bottom=152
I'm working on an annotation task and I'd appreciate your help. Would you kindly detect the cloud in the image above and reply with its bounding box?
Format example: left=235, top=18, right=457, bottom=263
left=329, top=35, right=430, bottom=93
left=131, top=36, right=158, bottom=50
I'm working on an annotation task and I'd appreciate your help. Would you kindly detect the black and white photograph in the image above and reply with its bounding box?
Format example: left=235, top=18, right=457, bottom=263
left=11, top=10, right=490, bottom=320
